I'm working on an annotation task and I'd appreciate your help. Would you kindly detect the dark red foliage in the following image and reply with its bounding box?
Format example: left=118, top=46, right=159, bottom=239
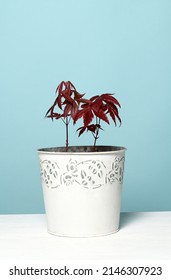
left=75, top=93, right=121, bottom=130
left=46, top=81, right=122, bottom=150
left=77, top=124, right=102, bottom=137
left=45, top=81, right=85, bottom=121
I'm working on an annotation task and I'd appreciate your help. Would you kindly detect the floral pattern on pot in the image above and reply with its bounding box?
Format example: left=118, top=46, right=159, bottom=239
left=106, top=157, right=125, bottom=184
left=62, top=159, right=106, bottom=189
left=40, top=160, right=61, bottom=188
left=40, top=157, right=125, bottom=189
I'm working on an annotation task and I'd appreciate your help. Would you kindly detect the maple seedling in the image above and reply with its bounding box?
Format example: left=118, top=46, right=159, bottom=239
left=75, top=93, right=121, bottom=150
left=46, top=81, right=121, bottom=152
left=45, top=81, right=85, bottom=152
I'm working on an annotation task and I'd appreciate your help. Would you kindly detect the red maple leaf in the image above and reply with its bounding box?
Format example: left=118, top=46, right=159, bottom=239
left=46, top=81, right=85, bottom=121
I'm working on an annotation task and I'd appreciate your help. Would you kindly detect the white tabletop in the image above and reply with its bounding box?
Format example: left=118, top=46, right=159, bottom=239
left=0, top=212, right=170, bottom=260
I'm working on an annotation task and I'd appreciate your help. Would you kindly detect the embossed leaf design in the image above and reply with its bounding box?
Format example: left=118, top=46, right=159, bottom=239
left=40, top=158, right=125, bottom=189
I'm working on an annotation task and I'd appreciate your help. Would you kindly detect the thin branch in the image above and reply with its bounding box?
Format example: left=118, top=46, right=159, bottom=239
left=61, top=118, right=66, bottom=124
left=93, top=117, right=100, bottom=149
left=65, top=116, right=69, bottom=152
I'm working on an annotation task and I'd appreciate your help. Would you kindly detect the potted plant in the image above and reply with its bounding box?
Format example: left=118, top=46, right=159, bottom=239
left=38, top=81, right=126, bottom=237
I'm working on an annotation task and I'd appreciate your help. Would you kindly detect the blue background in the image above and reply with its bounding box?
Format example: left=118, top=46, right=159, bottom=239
left=0, top=0, right=171, bottom=214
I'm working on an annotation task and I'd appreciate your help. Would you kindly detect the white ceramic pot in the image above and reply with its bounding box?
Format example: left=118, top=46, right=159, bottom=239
left=38, top=146, right=126, bottom=237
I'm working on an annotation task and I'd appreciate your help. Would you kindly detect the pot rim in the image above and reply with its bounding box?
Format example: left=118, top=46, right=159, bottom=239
left=37, top=145, right=126, bottom=155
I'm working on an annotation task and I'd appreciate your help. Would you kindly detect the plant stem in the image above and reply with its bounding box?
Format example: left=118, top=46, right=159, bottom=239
left=65, top=116, right=69, bottom=152
left=93, top=117, right=100, bottom=151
